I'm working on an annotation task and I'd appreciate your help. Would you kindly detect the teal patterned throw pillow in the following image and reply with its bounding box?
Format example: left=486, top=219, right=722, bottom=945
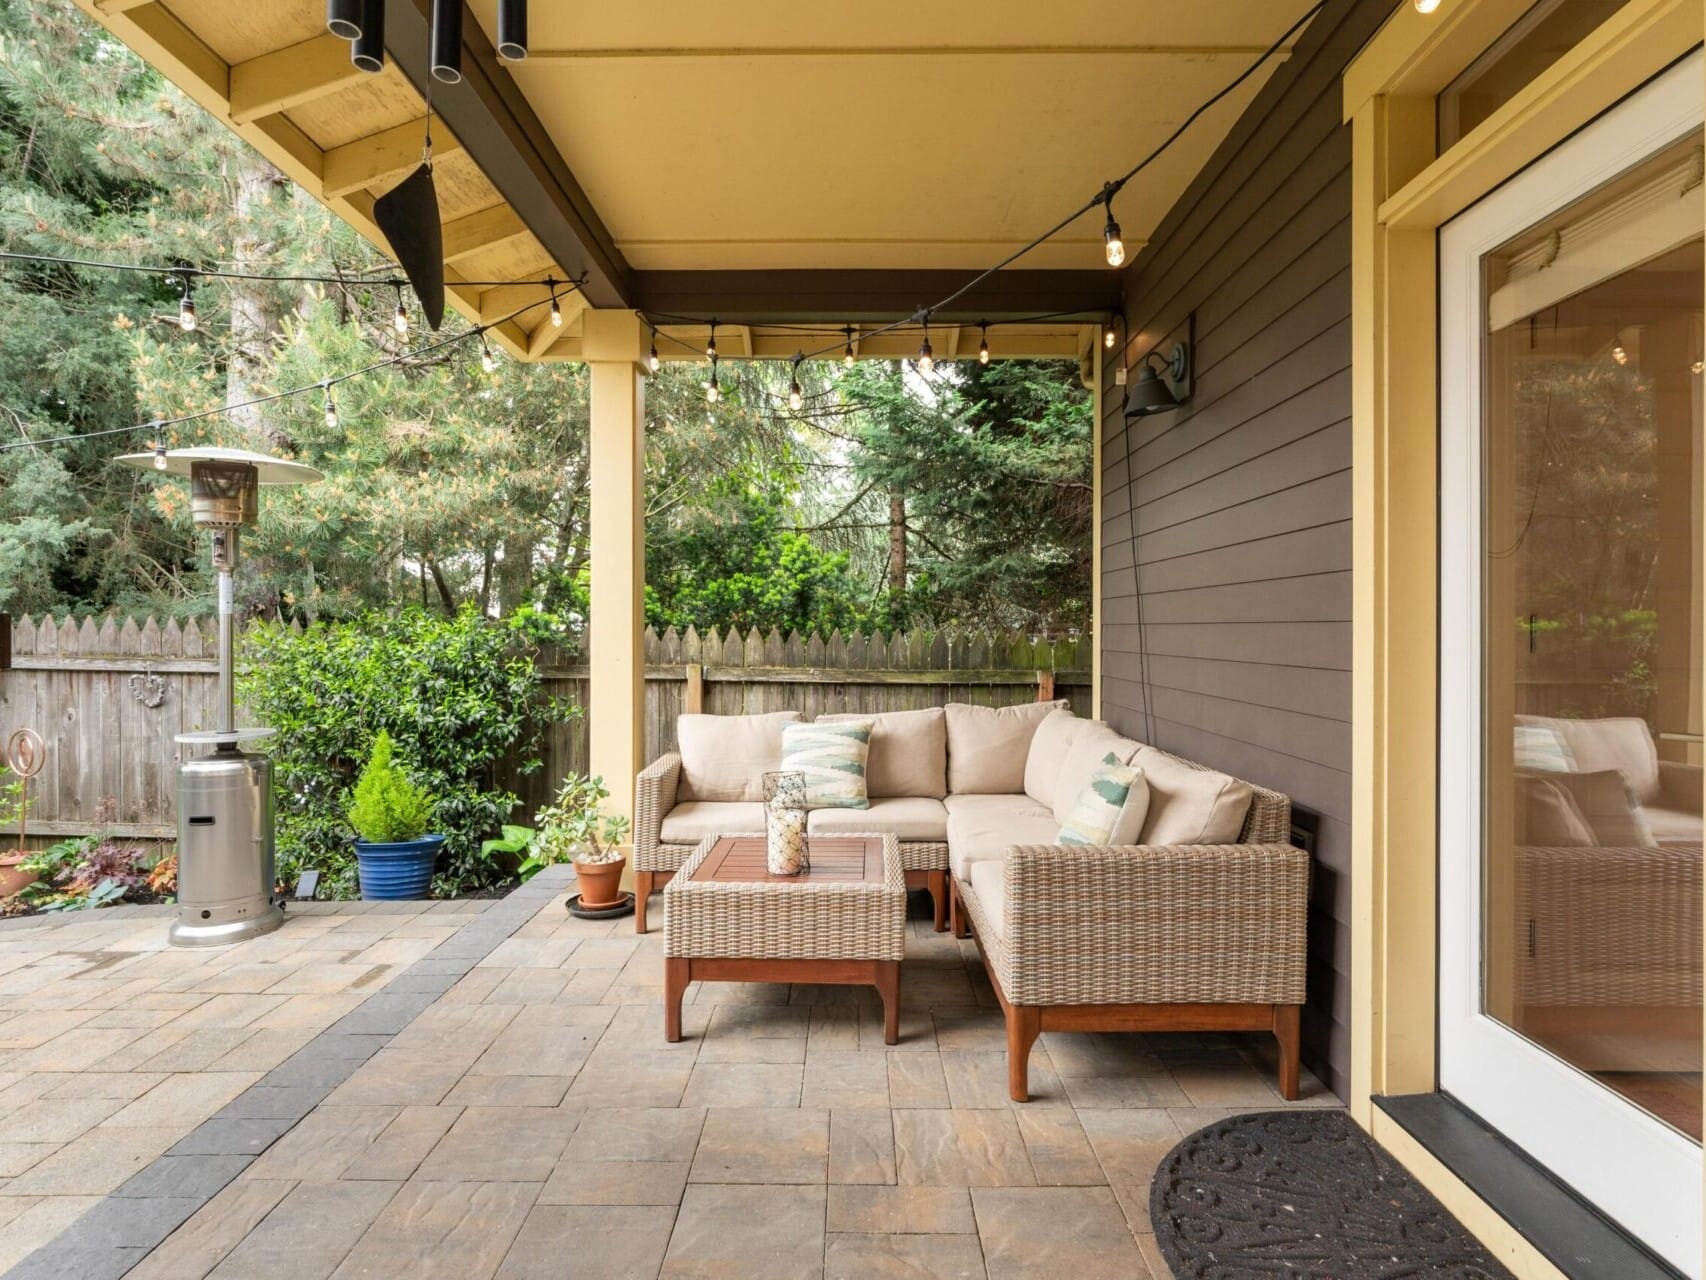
left=781, top=720, right=873, bottom=810
left=1059, top=753, right=1148, bottom=845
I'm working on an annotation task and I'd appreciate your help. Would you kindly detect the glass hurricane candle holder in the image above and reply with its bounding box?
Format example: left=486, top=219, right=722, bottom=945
left=763, top=770, right=808, bottom=875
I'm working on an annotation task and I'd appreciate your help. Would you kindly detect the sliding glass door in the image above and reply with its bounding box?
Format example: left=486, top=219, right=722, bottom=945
left=1438, top=55, right=1703, bottom=1277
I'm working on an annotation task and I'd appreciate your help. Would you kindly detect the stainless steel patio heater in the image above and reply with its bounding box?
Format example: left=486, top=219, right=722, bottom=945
left=117, top=446, right=324, bottom=946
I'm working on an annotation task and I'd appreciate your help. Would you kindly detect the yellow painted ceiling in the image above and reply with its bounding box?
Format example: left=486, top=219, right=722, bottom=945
left=465, top=0, right=1318, bottom=272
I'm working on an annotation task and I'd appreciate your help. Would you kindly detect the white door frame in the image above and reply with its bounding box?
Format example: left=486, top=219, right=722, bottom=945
left=1438, top=52, right=1703, bottom=1279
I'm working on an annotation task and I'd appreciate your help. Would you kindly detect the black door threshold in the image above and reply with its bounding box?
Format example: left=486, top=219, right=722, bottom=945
left=1374, top=1093, right=1686, bottom=1280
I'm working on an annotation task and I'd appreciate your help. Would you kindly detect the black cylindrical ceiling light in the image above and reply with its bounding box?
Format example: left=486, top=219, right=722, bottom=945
left=496, top=0, right=528, bottom=61
left=351, top=0, right=385, bottom=73
left=430, top=0, right=463, bottom=83
left=327, top=0, right=362, bottom=39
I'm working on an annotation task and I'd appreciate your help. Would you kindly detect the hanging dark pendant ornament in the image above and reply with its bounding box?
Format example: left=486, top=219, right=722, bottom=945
left=429, top=0, right=462, bottom=84
left=496, top=0, right=528, bottom=61
left=326, top=0, right=362, bottom=39
left=373, top=163, right=444, bottom=330
left=350, top=0, right=385, bottom=73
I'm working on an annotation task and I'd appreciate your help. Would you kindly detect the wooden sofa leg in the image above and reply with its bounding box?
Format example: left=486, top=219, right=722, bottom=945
left=1274, top=1004, right=1301, bottom=1101
left=949, top=879, right=969, bottom=940
left=1006, top=1006, right=1042, bottom=1102
left=928, top=870, right=947, bottom=932
left=634, top=872, right=653, bottom=935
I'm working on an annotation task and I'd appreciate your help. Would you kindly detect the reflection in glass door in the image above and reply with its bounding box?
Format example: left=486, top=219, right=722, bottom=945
left=1439, top=55, right=1703, bottom=1277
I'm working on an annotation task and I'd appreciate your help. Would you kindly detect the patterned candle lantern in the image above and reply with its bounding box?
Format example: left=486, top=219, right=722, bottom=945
left=763, top=770, right=809, bottom=875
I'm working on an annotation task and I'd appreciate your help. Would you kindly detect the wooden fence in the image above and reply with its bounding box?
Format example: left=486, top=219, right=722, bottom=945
left=0, top=615, right=1089, bottom=840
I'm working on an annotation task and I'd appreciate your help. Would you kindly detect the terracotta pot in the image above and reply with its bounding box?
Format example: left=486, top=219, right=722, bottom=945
left=574, top=853, right=627, bottom=908
left=0, top=850, right=38, bottom=898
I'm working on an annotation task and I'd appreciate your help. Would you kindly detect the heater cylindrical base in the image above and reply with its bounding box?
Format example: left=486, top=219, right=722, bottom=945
left=169, top=902, right=284, bottom=948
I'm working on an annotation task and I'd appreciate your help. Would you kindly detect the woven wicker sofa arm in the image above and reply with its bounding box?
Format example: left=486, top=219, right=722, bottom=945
left=1000, top=843, right=1310, bottom=1006
left=634, top=753, right=682, bottom=865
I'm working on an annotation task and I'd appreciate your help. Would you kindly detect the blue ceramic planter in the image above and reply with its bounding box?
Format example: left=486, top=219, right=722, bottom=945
left=354, top=834, right=444, bottom=900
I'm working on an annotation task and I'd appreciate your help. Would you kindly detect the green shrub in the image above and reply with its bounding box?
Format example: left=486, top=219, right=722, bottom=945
left=241, top=607, right=563, bottom=897
left=347, top=732, right=436, bottom=843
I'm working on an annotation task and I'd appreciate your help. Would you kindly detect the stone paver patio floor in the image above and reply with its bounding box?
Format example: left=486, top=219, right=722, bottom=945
left=1, top=867, right=1336, bottom=1279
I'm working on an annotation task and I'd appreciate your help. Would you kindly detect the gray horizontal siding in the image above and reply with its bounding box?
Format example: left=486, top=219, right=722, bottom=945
left=1101, top=0, right=1398, bottom=1099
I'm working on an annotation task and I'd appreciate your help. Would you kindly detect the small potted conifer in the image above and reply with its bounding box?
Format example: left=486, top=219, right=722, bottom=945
left=348, top=732, right=442, bottom=900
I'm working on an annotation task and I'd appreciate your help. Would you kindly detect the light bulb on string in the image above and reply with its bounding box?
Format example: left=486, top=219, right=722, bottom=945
left=152, top=439, right=168, bottom=471
left=1612, top=343, right=1629, bottom=366
left=788, top=355, right=805, bottom=411
left=177, top=275, right=197, bottom=331
left=393, top=287, right=409, bottom=336
left=706, top=355, right=721, bottom=404
left=648, top=338, right=660, bottom=373
left=1104, top=316, right=1118, bottom=349
left=1103, top=194, right=1125, bottom=268
left=1413, top=0, right=1440, bottom=12
left=322, top=383, right=339, bottom=429
left=917, top=313, right=934, bottom=375
left=705, top=321, right=718, bottom=363
left=843, top=327, right=856, bottom=367
left=549, top=286, right=563, bottom=329
left=480, top=333, right=498, bottom=374
left=978, top=323, right=990, bottom=365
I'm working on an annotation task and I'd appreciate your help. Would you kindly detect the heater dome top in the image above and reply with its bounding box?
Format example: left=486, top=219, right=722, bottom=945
left=116, top=445, right=324, bottom=486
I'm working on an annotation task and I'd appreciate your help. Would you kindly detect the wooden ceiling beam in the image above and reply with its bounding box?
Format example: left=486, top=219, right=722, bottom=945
left=322, top=122, right=465, bottom=199
left=228, top=35, right=367, bottom=125
left=442, top=204, right=533, bottom=264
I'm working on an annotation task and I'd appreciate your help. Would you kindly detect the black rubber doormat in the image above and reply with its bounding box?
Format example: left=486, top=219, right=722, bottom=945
left=1150, top=1110, right=1514, bottom=1279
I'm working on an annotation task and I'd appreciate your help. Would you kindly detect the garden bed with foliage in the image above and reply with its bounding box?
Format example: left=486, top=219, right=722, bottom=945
left=1, top=811, right=176, bottom=918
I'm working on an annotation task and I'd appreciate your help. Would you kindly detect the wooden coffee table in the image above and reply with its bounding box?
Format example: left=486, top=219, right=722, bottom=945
left=662, top=833, right=907, bottom=1044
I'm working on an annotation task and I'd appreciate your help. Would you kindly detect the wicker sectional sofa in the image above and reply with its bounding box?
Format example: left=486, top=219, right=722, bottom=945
left=633, top=702, right=1309, bottom=1101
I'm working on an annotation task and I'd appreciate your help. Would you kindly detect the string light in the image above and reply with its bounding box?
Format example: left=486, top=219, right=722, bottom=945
left=788, top=355, right=805, bottom=411
left=1413, top=0, right=1440, bottom=12
left=917, top=313, right=934, bottom=374
left=549, top=285, right=563, bottom=329
left=1103, top=315, right=1118, bottom=349
left=322, top=383, right=339, bottom=429
left=1102, top=191, right=1125, bottom=268
left=480, top=333, right=498, bottom=373
left=152, top=440, right=168, bottom=471
left=705, top=320, right=718, bottom=363
left=978, top=323, right=990, bottom=365
left=1612, top=343, right=1629, bottom=366
left=177, top=275, right=197, bottom=331
left=648, top=338, right=660, bottom=373
left=393, top=287, right=409, bottom=336
left=706, top=354, right=721, bottom=403
left=1693, top=359, right=1704, bottom=375
left=843, top=327, right=856, bottom=367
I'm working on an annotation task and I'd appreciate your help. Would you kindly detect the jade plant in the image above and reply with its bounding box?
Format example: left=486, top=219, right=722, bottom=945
left=347, top=732, right=437, bottom=844
left=528, top=774, right=630, bottom=876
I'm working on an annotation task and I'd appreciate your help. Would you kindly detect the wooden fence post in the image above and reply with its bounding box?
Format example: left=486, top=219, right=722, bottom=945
left=1036, top=671, right=1055, bottom=702
left=684, top=662, right=704, bottom=714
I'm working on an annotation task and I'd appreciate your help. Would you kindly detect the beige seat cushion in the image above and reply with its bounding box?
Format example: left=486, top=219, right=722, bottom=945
left=675, top=712, right=802, bottom=802
left=967, top=859, right=1008, bottom=940
left=1644, top=804, right=1702, bottom=846
left=808, top=797, right=949, bottom=841
left=659, top=801, right=765, bottom=844
left=1134, top=747, right=1253, bottom=845
left=820, top=708, right=946, bottom=799
left=1517, top=714, right=1660, bottom=804
left=944, top=793, right=1058, bottom=880
left=946, top=700, right=1068, bottom=795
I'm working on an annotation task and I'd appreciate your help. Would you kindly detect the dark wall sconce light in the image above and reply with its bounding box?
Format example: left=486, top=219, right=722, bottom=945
left=1124, top=341, right=1191, bottom=421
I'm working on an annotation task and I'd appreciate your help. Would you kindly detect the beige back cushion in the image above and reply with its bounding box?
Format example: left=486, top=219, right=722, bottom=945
left=675, top=711, right=803, bottom=802
left=946, top=700, right=1069, bottom=795
left=820, top=708, right=947, bottom=799
left=1051, top=726, right=1144, bottom=825
left=1023, top=709, right=1084, bottom=806
left=1516, top=714, right=1659, bottom=804
left=1135, top=746, right=1254, bottom=845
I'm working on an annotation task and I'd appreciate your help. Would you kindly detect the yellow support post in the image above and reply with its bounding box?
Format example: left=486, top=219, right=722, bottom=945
left=583, top=310, right=650, bottom=824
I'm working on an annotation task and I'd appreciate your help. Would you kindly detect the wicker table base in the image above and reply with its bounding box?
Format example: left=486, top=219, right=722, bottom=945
left=663, top=833, right=906, bottom=1045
